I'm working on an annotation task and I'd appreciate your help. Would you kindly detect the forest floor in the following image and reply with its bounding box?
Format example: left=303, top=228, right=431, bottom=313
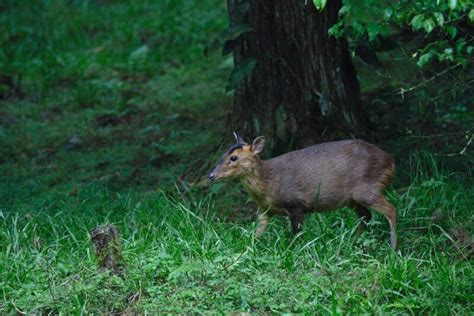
left=1, top=1, right=473, bottom=314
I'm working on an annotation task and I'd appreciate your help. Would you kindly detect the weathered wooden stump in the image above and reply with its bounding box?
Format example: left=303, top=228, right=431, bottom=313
left=91, top=225, right=125, bottom=275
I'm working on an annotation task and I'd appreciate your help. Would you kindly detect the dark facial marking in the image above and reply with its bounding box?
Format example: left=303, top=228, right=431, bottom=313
left=225, top=143, right=244, bottom=156
left=212, top=143, right=244, bottom=171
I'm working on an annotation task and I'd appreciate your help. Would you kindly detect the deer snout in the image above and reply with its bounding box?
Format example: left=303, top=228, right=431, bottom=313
left=208, top=172, right=216, bottom=181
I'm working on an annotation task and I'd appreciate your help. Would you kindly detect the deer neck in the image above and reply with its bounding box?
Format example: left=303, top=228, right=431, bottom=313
left=240, top=159, right=270, bottom=207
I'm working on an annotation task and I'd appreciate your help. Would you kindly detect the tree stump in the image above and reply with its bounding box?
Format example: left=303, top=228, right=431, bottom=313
left=91, top=225, right=125, bottom=275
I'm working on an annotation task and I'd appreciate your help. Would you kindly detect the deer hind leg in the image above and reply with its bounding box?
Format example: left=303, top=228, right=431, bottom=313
left=289, top=209, right=305, bottom=235
left=354, top=194, right=398, bottom=249
left=353, top=203, right=372, bottom=236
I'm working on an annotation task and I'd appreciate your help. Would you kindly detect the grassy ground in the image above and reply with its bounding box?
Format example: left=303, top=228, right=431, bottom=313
left=1, top=0, right=473, bottom=314
left=0, top=157, right=473, bottom=314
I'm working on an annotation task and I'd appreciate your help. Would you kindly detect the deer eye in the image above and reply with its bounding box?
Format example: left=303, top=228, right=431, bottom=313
left=229, top=156, right=238, bottom=162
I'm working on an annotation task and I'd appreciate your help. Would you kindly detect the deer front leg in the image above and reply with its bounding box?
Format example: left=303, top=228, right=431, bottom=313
left=255, top=211, right=269, bottom=238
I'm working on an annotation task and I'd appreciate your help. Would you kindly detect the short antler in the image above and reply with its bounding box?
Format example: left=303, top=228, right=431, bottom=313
left=233, top=131, right=247, bottom=144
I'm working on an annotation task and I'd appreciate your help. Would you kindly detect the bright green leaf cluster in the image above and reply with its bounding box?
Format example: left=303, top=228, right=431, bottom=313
left=313, top=0, right=328, bottom=11
left=331, top=0, right=473, bottom=68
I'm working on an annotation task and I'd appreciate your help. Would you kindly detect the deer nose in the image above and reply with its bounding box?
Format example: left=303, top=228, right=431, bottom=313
left=208, top=173, right=216, bottom=181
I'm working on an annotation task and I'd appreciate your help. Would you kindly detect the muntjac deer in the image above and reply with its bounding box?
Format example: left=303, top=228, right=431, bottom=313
left=209, top=133, right=398, bottom=249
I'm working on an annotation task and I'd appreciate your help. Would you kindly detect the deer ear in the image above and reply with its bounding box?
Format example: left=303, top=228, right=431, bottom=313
left=233, top=131, right=247, bottom=144
left=252, top=136, right=265, bottom=155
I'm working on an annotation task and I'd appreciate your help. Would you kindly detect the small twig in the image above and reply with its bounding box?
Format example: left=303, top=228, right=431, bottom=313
left=401, top=226, right=429, bottom=231
left=408, top=131, right=470, bottom=139
left=374, top=69, right=393, bottom=79
left=218, top=247, right=249, bottom=274
left=377, top=63, right=462, bottom=99
left=439, top=134, right=473, bottom=157
left=432, top=224, right=469, bottom=261
left=10, top=301, right=26, bottom=315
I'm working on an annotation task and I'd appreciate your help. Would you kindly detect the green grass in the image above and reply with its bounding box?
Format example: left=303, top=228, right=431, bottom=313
left=0, top=0, right=231, bottom=198
left=1, top=0, right=473, bottom=314
left=1, top=157, right=473, bottom=314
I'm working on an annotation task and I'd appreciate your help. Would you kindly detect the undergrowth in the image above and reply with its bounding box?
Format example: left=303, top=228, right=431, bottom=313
left=1, top=155, right=473, bottom=313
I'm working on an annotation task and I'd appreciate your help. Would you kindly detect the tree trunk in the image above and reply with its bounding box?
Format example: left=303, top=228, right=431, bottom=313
left=227, top=0, right=370, bottom=151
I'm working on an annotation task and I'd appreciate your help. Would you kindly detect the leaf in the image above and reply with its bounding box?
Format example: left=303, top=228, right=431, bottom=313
left=351, top=21, right=364, bottom=36
left=339, top=5, right=351, bottom=16
left=328, top=20, right=344, bottom=38
left=383, top=8, right=393, bottom=21
left=444, top=48, right=453, bottom=55
left=167, top=261, right=206, bottom=282
left=411, top=14, right=425, bottom=31
left=140, top=125, right=161, bottom=135
left=421, top=179, right=445, bottom=188
left=447, top=26, right=457, bottom=39
left=222, top=39, right=239, bottom=56
left=234, top=1, right=250, bottom=21
left=367, top=23, right=381, bottom=41
left=417, top=52, right=433, bottom=67
left=469, top=9, right=474, bottom=22
left=204, top=24, right=253, bottom=57
left=227, top=24, right=253, bottom=40
left=423, top=18, right=436, bottom=33
left=433, top=12, right=444, bottom=26
left=448, top=0, right=457, bottom=10
left=440, top=48, right=454, bottom=62
left=456, top=40, right=465, bottom=53
left=226, top=58, right=256, bottom=92
left=313, top=0, right=327, bottom=11
left=129, top=45, right=149, bottom=63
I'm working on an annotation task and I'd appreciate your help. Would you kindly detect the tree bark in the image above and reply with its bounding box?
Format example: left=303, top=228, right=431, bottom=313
left=91, top=225, right=125, bottom=275
left=227, top=0, right=370, bottom=150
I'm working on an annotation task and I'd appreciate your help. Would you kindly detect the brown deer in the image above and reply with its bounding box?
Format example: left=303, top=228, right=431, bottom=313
left=209, top=133, right=398, bottom=249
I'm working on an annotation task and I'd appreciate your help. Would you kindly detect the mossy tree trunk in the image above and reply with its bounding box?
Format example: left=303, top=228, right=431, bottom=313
left=227, top=0, right=370, bottom=151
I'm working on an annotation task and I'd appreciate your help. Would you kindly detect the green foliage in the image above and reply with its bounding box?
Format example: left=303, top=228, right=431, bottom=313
left=0, top=0, right=232, bottom=193
left=204, top=23, right=253, bottom=57
left=313, top=0, right=328, bottom=11
left=330, top=0, right=473, bottom=68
